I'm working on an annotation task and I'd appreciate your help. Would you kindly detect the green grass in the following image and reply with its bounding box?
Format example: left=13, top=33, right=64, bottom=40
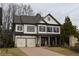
left=0, top=48, right=26, bottom=56
left=46, top=47, right=79, bottom=56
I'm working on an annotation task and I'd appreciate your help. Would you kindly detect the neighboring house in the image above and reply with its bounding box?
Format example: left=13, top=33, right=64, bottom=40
left=13, top=14, right=61, bottom=47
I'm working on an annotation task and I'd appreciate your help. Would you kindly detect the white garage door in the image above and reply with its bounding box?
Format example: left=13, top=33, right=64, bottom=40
left=16, top=39, right=26, bottom=47
left=27, top=39, right=36, bottom=47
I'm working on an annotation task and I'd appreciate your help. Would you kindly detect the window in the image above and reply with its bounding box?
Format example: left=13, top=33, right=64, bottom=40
left=47, top=27, right=52, bottom=32
left=53, top=27, right=56, bottom=32
left=57, top=28, right=59, bottom=32
left=27, top=26, right=35, bottom=32
left=39, top=26, right=46, bottom=32
left=53, top=27, right=59, bottom=32
left=17, top=25, right=23, bottom=31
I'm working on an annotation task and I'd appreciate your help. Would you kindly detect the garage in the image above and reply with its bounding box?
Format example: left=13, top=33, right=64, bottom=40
left=27, top=39, right=36, bottom=47
left=15, top=39, right=26, bottom=47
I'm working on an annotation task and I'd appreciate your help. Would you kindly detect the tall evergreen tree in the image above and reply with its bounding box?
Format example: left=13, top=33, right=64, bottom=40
left=60, top=16, right=78, bottom=47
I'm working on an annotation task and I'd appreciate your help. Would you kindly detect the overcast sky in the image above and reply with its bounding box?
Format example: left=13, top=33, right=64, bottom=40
left=29, top=3, right=79, bottom=30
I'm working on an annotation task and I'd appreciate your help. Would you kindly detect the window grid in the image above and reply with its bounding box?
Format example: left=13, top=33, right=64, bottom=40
left=17, top=26, right=23, bottom=31
left=27, top=26, right=35, bottom=32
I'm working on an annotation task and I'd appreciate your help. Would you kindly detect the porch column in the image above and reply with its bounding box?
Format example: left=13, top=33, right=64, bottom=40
left=39, top=36, right=41, bottom=47
left=36, top=37, right=38, bottom=47
left=55, top=37, right=57, bottom=46
left=59, top=39, right=61, bottom=46
left=48, top=36, right=50, bottom=46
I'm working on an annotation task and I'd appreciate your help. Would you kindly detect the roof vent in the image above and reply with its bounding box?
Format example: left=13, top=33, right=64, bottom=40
left=36, top=13, right=41, bottom=17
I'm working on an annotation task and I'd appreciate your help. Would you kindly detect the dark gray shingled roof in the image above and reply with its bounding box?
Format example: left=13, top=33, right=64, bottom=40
left=14, top=15, right=44, bottom=24
left=13, top=14, right=61, bottom=25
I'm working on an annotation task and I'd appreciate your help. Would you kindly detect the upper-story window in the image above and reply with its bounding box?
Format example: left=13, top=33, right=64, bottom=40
left=27, top=25, right=35, bottom=32
left=16, top=25, right=23, bottom=32
left=39, top=26, right=46, bottom=32
left=17, top=25, right=23, bottom=31
left=53, top=27, right=59, bottom=32
left=47, top=26, right=52, bottom=32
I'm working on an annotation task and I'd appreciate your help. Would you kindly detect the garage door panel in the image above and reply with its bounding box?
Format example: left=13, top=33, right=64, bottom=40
left=16, top=39, right=26, bottom=47
left=27, top=39, right=36, bottom=47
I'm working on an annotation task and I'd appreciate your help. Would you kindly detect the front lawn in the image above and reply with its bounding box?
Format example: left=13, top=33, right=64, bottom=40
left=0, top=48, right=26, bottom=56
left=46, top=47, right=79, bottom=56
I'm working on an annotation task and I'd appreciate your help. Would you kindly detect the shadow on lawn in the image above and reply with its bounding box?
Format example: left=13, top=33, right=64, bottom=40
left=70, top=47, right=79, bottom=53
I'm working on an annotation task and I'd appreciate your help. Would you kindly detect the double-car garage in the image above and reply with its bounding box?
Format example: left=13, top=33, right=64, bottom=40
left=15, top=36, right=36, bottom=47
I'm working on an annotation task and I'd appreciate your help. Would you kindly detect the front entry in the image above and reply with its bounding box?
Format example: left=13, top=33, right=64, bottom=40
left=41, top=37, right=48, bottom=46
left=50, top=37, right=55, bottom=46
left=40, top=36, right=59, bottom=47
left=50, top=37, right=58, bottom=46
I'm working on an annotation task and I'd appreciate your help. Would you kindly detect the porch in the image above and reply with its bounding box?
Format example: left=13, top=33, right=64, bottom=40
left=36, top=36, right=61, bottom=47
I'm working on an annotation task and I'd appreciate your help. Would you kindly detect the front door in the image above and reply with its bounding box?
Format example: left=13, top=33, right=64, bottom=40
left=50, top=37, right=55, bottom=46
left=41, top=37, right=48, bottom=46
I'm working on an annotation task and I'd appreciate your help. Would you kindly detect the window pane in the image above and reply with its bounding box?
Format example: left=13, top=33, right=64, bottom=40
left=17, top=26, right=19, bottom=30
left=20, top=26, right=22, bottom=30
left=57, top=28, right=59, bottom=32
left=27, top=26, right=35, bottom=32
left=47, top=27, right=52, bottom=32
left=53, top=27, right=56, bottom=32
left=39, top=26, right=45, bottom=32
left=53, top=27, right=59, bottom=32
left=17, top=26, right=23, bottom=31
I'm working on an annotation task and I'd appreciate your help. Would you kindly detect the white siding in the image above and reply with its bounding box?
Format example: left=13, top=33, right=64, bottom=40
left=15, top=36, right=37, bottom=39
left=44, top=16, right=58, bottom=24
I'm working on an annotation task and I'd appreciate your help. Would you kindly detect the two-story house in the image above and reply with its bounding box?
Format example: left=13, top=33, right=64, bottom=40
left=13, top=14, right=61, bottom=47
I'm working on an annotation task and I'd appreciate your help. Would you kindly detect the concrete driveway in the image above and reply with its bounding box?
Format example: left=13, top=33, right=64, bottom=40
left=20, top=47, right=65, bottom=56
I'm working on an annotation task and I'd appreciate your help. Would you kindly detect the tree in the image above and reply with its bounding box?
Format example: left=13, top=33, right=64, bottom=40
left=0, top=3, right=34, bottom=48
left=1, top=3, right=34, bottom=30
left=60, top=16, right=78, bottom=47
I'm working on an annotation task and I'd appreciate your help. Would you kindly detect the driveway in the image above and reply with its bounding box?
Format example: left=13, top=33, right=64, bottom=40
left=20, top=47, right=65, bottom=56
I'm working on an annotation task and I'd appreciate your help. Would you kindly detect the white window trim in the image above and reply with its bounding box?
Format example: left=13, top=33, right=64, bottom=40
left=15, top=25, right=23, bottom=32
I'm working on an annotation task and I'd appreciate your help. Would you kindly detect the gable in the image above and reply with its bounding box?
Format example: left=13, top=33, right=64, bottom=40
left=44, top=14, right=61, bottom=25
left=39, top=20, right=45, bottom=23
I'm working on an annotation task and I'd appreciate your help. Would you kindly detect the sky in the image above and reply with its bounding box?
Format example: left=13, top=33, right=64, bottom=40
left=29, top=3, right=79, bottom=30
